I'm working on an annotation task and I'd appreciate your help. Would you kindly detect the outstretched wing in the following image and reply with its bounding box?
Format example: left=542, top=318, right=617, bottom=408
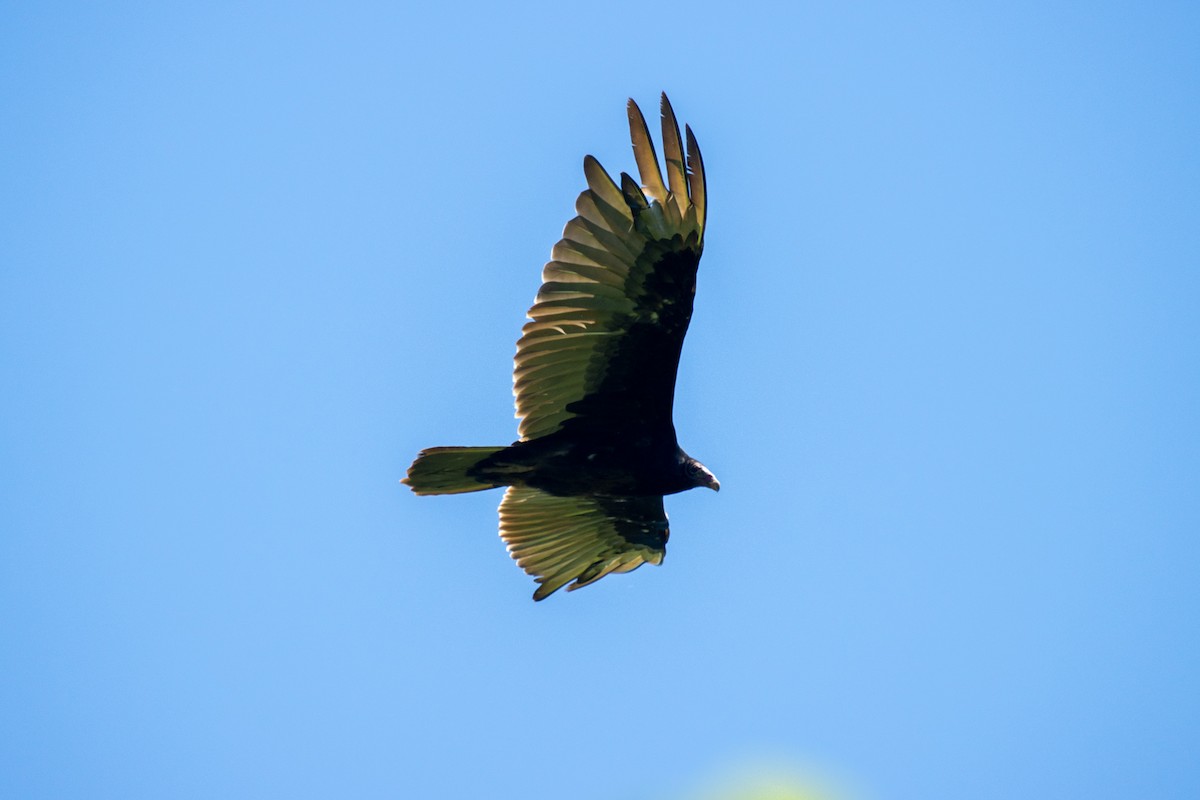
left=499, top=487, right=669, bottom=600
left=514, top=94, right=707, bottom=441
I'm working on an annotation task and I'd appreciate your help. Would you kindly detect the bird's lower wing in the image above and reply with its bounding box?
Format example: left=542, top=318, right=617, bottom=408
left=498, top=487, right=669, bottom=600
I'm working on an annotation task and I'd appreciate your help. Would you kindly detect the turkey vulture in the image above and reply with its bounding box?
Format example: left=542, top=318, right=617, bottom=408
left=403, top=94, right=717, bottom=600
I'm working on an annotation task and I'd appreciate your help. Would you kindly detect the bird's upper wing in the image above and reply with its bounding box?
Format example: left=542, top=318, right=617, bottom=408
left=514, top=94, right=707, bottom=441
left=499, top=487, right=669, bottom=600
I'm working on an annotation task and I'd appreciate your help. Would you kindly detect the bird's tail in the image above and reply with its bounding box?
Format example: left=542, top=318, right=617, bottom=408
left=402, top=446, right=506, bottom=495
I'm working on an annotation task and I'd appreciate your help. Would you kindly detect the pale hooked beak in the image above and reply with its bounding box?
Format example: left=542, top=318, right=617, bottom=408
left=704, top=469, right=721, bottom=492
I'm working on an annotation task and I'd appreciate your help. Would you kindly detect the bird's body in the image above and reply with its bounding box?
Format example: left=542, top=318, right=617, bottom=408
left=404, top=94, right=717, bottom=600
left=470, top=429, right=699, bottom=497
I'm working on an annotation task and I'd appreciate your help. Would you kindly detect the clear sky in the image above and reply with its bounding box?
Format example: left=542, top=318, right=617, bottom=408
left=2, top=2, right=1198, bottom=798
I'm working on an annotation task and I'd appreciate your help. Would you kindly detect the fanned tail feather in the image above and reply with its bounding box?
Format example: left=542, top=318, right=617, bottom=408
left=403, top=447, right=505, bottom=495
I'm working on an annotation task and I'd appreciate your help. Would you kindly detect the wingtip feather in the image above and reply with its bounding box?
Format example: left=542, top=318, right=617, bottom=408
left=659, top=94, right=689, bottom=203
left=684, top=123, right=707, bottom=233
left=627, top=98, right=667, bottom=204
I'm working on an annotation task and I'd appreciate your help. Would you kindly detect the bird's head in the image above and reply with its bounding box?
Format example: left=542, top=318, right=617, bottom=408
left=683, top=457, right=720, bottom=492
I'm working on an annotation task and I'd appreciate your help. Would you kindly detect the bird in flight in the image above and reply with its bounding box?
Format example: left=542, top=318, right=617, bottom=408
left=403, top=94, right=717, bottom=600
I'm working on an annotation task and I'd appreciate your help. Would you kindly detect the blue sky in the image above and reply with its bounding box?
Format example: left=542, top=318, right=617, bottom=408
left=2, top=2, right=1198, bottom=798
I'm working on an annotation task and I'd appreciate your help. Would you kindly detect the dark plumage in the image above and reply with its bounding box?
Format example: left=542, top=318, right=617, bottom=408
left=403, top=94, right=717, bottom=600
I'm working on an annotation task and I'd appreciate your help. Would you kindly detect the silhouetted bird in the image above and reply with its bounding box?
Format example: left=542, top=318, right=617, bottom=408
left=403, top=94, right=718, bottom=600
